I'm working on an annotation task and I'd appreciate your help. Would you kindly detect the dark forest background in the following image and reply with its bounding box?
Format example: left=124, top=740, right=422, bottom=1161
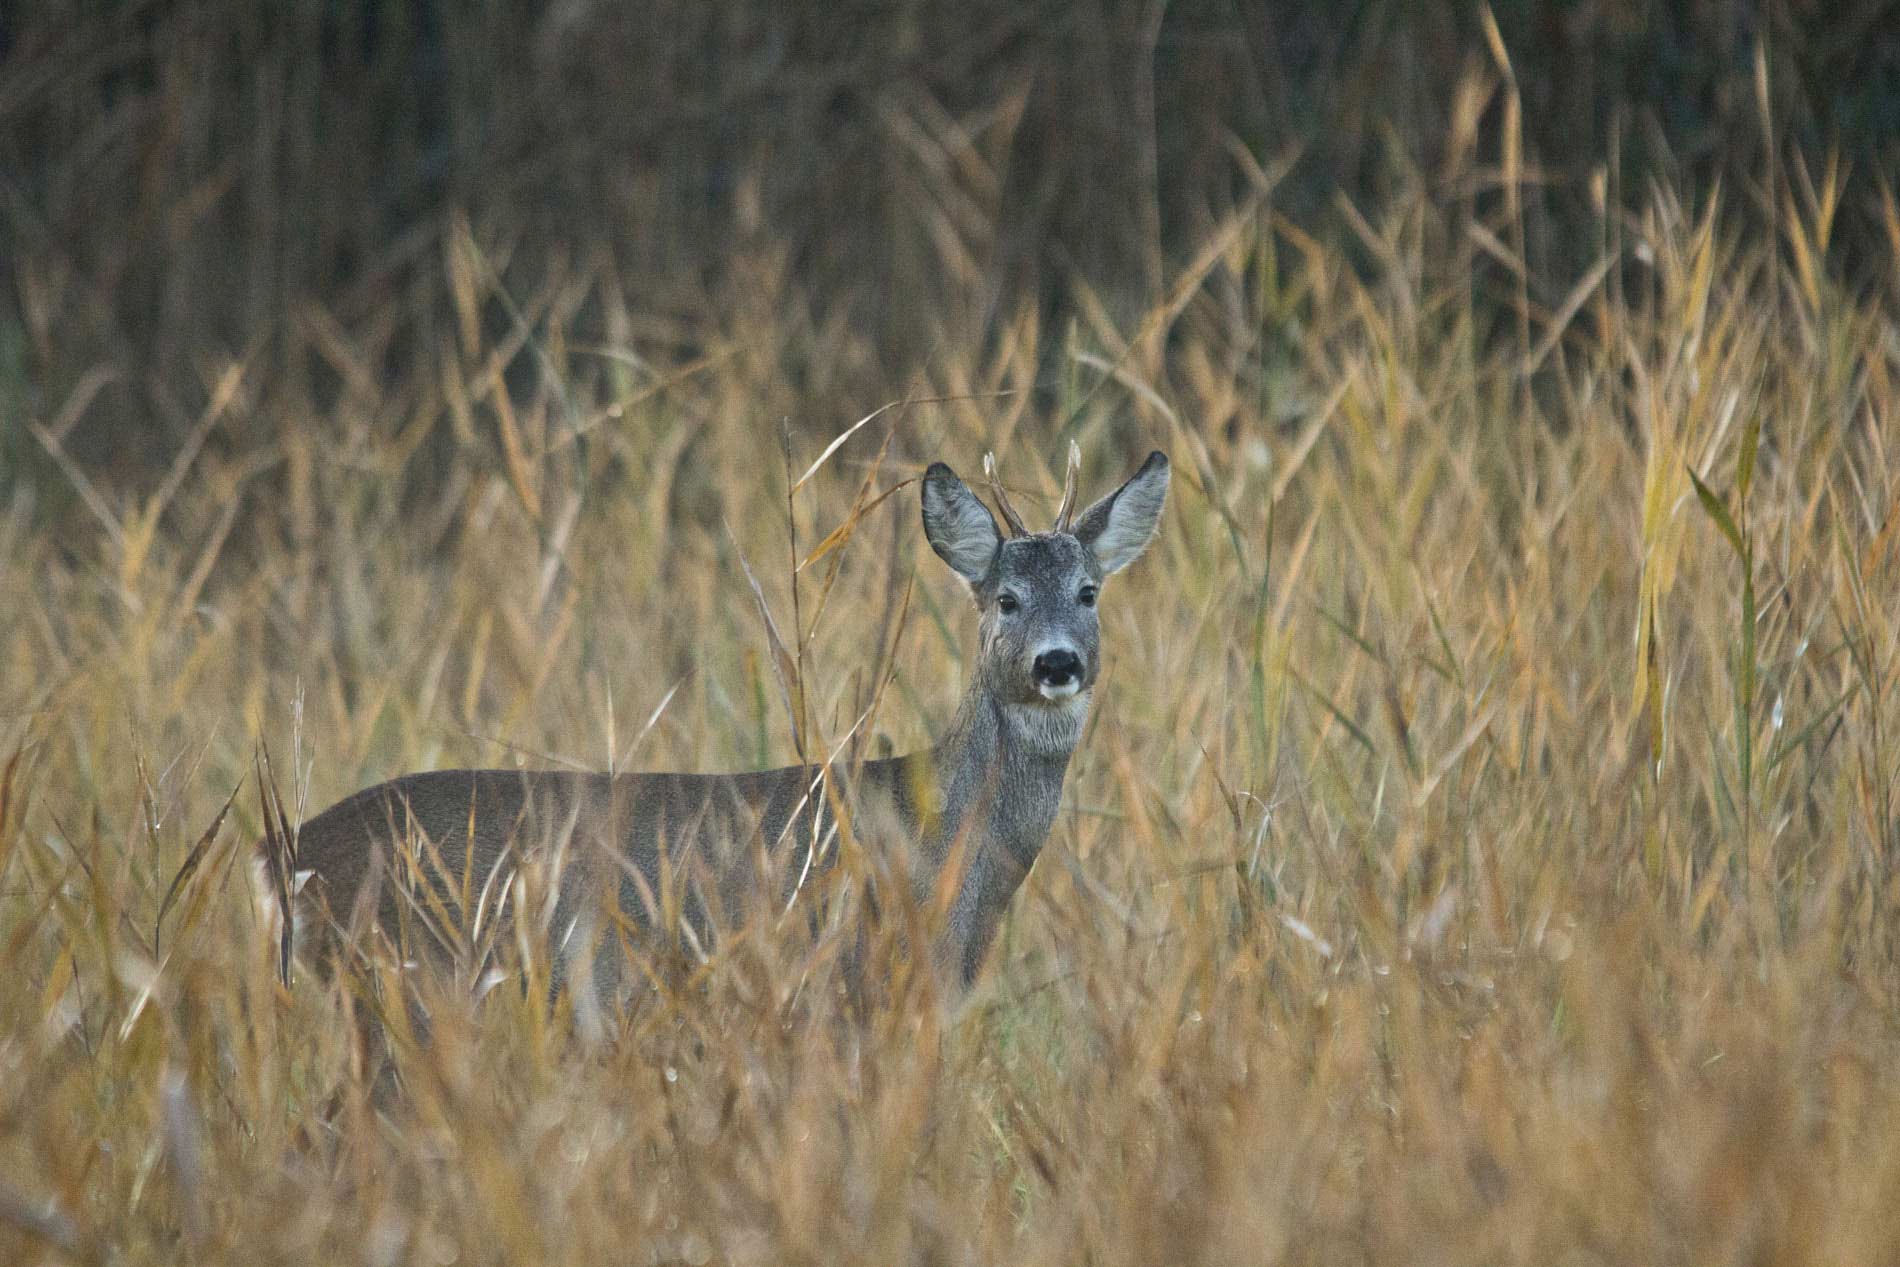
left=3, top=0, right=1897, bottom=502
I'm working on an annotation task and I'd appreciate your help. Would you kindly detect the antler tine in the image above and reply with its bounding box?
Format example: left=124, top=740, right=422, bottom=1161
left=983, top=451, right=1029, bottom=537
left=1053, top=439, right=1081, bottom=531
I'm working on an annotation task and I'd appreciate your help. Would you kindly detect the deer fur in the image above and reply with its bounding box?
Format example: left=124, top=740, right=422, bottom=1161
left=276, top=450, right=1170, bottom=1002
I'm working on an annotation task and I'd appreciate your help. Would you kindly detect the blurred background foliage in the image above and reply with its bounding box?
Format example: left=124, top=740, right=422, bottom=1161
left=3, top=0, right=1896, bottom=502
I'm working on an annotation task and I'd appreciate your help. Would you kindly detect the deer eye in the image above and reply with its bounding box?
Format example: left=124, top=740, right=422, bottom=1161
left=1078, top=586, right=1097, bottom=607
left=996, top=593, right=1020, bottom=614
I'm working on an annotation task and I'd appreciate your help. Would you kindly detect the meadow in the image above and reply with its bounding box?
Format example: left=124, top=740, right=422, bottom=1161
left=6, top=27, right=1900, bottom=1265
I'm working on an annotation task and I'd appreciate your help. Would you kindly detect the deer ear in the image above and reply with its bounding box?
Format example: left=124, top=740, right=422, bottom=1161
left=921, top=462, right=1001, bottom=583
left=1072, top=451, right=1169, bottom=575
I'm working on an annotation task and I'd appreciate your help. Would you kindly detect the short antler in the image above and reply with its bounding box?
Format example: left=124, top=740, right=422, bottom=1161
left=983, top=452, right=1029, bottom=537
left=1052, top=440, right=1081, bottom=532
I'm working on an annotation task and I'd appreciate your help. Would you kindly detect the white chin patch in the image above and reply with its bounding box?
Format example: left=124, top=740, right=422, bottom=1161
left=1037, top=680, right=1081, bottom=702
left=1006, top=688, right=1092, bottom=756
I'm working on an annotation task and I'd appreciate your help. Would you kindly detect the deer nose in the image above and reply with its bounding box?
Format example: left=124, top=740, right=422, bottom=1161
left=1032, top=648, right=1082, bottom=686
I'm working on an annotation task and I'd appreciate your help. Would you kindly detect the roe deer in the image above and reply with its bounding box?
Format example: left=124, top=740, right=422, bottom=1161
left=274, top=449, right=1170, bottom=1002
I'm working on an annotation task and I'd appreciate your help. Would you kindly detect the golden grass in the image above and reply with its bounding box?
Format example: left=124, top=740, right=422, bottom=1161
left=4, top=158, right=1900, bottom=1265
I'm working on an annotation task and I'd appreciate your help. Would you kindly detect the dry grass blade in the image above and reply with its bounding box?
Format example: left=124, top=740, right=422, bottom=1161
left=27, top=421, right=124, bottom=547
left=791, top=392, right=1017, bottom=495
left=0, top=745, right=26, bottom=888
left=728, top=519, right=806, bottom=760
left=612, top=672, right=694, bottom=771
left=797, top=476, right=917, bottom=575
left=793, top=398, right=901, bottom=492
left=493, top=380, right=543, bottom=523
left=153, top=773, right=244, bottom=957
left=796, top=405, right=913, bottom=578
left=131, top=731, right=162, bottom=852
left=257, top=747, right=297, bottom=984
left=1525, top=250, right=1617, bottom=375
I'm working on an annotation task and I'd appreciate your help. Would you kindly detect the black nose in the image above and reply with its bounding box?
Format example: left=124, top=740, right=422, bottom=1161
left=1032, top=648, right=1082, bottom=686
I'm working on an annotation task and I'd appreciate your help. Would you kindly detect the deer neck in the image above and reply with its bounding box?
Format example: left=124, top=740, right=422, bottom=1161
left=898, top=678, right=1085, bottom=985
left=933, top=681, right=1084, bottom=850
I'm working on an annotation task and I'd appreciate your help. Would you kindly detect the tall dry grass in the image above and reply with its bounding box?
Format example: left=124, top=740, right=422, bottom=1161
left=4, top=76, right=1900, bottom=1267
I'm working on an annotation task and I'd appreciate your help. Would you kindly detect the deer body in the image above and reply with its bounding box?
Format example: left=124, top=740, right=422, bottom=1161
left=285, top=451, right=1169, bottom=998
